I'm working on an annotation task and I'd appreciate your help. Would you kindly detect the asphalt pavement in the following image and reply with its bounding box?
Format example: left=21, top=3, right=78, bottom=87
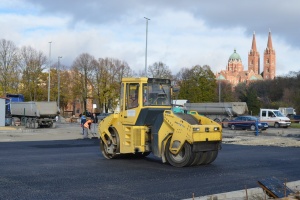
left=0, top=123, right=300, bottom=199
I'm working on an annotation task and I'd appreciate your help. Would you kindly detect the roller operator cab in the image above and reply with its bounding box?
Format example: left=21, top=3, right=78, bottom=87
left=98, top=77, right=222, bottom=167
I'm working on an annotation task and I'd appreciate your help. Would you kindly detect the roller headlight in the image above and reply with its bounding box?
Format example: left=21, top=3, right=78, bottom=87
left=193, top=127, right=200, bottom=131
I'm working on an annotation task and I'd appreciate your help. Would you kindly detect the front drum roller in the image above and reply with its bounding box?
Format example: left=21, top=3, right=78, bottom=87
left=100, top=127, right=120, bottom=159
left=165, top=139, right=194, bottom=167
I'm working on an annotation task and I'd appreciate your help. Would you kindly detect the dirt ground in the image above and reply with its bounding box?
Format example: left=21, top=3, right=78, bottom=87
left=0, top=122, right=300, bottom=148
left=222, top=127, right=300, bottom=147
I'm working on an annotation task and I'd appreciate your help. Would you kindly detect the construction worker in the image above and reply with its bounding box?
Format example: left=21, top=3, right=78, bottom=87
left=80, top=114, right=86, bottom=135
left=91, top=113, right=98, bottom=135
left=83, top=118, right=93, bottom=139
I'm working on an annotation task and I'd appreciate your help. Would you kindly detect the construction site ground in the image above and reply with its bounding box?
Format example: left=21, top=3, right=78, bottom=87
left=0, top=122, right=299, bottom=199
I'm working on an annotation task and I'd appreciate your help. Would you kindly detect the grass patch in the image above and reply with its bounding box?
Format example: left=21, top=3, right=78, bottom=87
left=290, top=123, right=300, bottom=128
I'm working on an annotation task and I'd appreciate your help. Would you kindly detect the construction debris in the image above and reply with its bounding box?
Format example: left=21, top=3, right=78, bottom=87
left=258, top=177, right=299, bottom=199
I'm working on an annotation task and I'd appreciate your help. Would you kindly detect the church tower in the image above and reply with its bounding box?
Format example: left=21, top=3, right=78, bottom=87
left=248, top=32, right=260, bottom=74
left=263, top=31, right=276, bottom=79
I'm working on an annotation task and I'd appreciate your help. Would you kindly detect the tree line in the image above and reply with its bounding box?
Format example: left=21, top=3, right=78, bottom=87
left=1, top=38, right=299, bottom=116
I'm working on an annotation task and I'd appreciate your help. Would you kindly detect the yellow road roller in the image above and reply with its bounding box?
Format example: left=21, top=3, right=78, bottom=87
left=98, top=77, right=222, bottom=167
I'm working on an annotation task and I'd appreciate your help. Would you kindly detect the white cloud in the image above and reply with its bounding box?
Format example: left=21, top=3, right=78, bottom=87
left=0, top=0, right=300, bottom=77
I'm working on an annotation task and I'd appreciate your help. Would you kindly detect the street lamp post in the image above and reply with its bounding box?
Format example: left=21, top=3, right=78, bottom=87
left=144, top=17, right=150, bottom=76
left=57, top=56, right=62, bottom=117
left=47, top=42, right=52, bottom=102
left=218, top=73, right=221, bottom=102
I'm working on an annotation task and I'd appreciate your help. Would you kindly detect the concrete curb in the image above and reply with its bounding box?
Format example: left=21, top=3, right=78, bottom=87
left=0, top=126, right=18, bottom=131
left=0, top=127, right=37, bottom=133
left=184, top=180, right=300, bottom=200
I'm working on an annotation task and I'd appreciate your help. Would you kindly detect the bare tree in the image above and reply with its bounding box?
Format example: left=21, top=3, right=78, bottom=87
left=59, top=65, right=75, bottom=114
left=110, top=59, right=132, bottom=111
left=71, top=53, right=96, bottom=113
left=91, top=58, right=109, bottom=113
left=19, top=46, right=47, bottom=101
left=93, top=58, right=133, bottom=113
left=148, top=62, right=172, bottom=79
left=0, top=39, right=20, bottom=95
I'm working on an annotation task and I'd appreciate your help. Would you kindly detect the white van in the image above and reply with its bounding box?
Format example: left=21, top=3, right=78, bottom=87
left=259, top=109, right=291, bottom=128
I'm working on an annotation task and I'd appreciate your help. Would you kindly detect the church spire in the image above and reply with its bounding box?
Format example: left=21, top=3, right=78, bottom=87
left=264, top=29, right=276, bottom=80
left=248, top=31, right=260, bottom=75
left=251, top=31, right=257, bottom=51
left=267, top=30, right=273, bottom=49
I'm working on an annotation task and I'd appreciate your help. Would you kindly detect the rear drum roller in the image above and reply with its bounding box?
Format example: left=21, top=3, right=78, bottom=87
left=100, top=128, right=120, bottom=159
left=165, top=139, right=194, bottom=167
left=196, top=152, right=208, bottom=165
left=190, top=152, right=202, bottom=166
left=202, top=151, right=218, bottom=165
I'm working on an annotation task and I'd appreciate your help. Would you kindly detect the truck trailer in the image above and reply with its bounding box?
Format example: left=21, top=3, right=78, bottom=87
left=278, top=107, right=296, bottom=117
left=10, top=101, right=58, bottom=128
left=184, top=102, right=249, bottom=127
left=278, top=107, right=300, bottom=123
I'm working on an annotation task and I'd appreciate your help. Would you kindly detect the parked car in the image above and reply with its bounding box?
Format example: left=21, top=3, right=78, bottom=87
left=228, top=116, right=269, bottom=131
left=97, top=113, right=111, bottom=121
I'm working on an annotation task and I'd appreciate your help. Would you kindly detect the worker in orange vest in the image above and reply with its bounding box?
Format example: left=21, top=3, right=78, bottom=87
left=83, top=118, right=93, bottom=139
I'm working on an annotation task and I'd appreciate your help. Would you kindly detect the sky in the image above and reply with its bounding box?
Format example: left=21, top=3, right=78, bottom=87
left=1, top=0, right=300, bottom=76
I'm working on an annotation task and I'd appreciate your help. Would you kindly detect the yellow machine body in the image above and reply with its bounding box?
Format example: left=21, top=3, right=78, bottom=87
left=99, top=77, right=222, bottom=167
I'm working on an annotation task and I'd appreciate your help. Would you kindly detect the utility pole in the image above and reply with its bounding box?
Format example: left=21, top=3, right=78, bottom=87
left=57, top=56, right=62, bottom=113
left=48, top=42, right=52, bottom=102
left=218, top=73, right=221, bottom=102
left=144, top=17, right=150, bottom=76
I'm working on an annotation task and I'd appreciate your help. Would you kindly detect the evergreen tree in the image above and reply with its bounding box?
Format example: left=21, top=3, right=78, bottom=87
left=246, top=87, right=261, bottom=115
left=178, top=65, right=217, bottom=102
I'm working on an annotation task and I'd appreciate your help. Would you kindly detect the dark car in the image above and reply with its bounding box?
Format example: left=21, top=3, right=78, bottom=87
left=97, top=113, right=111, bottom=121
left=228, top=116, right=269, bottom=131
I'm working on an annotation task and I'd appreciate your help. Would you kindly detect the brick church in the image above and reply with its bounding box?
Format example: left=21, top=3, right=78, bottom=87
left=216, top=31, right=276, bottom=86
